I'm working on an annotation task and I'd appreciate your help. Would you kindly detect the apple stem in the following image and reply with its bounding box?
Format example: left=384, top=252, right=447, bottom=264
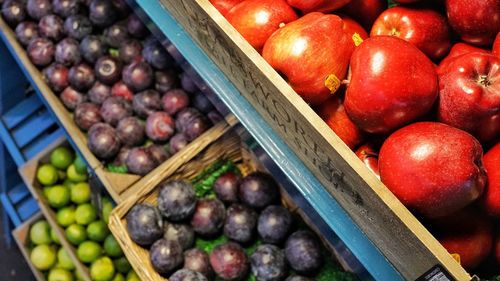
left=341, top=79, right=350, bottom=86
left=478, top=75, right=491, bottom=87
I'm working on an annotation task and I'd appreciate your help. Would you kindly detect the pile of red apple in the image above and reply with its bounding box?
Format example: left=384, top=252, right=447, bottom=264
left=1, top=0, right=223, bottom=176
left=211, top=0, right=500, bottom=276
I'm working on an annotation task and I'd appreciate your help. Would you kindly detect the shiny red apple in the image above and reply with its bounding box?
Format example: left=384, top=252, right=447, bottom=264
left=438, top=52, right=500, bottom=142
left=494, top=33, right=500, bottom=57
left=262, top=13, right=354, bottom=105
left=344, top=36, right=438, bottom=134
left=437, top=42, right=490, bottom=75
left=340, top=15, right=368, bottom=48
left=210, top=0, right=244, bottom=17
left=482, top=143, right=500, bottom=217
left=316, top=95, right=364, bottom=150
left=379, top=122, right=487, bottom=218
left=226, top=0, right=298, bottom=52
left=341, top=0, right=387, bottom=30
left=286, top=0, right=351, bottom=13
left=446, top=0, right=500, bottom=46
left=355, top=143, right=379, bottom=178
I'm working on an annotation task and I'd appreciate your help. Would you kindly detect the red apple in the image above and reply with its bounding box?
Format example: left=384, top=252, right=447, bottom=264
left=371, top=6, right=451, bottom=61
left=379, top=122, right=487, bottom=218
left=355, top=143, right=379, bottom=178
left=316, top=95, right=364, bottom=150
left=437, top=52, right=500, bottom=142
left=286, top=0, right=351, bottom=13
left=341, top=0, right=387, bottom=30
left=210, top=0, right=244, bottom=17
left=226, top=0, right=298, bottom=52
left=482, top=143, right=500, bottom=217
left=494, top=33, right=500, bottom=57
left=340, top=15, right=368, bottom=48
left=344, top=36, right=438, bottom=134
left=437, top=42, right=490, bottom=75
left=433, top=209, right=493, bottom=270
left=446, top=0, right=500, bottom=46
left=262, top=13, right=354, bottom=105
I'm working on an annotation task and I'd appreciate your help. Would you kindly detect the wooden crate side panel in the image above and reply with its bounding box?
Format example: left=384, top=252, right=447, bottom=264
left=158, top=1, right=470, bottom=280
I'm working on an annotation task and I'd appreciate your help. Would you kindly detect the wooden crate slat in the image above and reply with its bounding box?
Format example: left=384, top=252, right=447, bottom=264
left=7, top=182, right=29, bottom=204
left=23, top=128, right=65, bottom=160
left=12, top=111, right=55, bottom=148
left=16, top=196, right=39, bottom=221
left=0, top=192, right=22, bottom=226
left=2, top=94, right=42, bottom=129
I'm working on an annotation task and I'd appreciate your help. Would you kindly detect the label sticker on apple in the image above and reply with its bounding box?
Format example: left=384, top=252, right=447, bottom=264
left=352, top=33, right=364, bottom=47
left=325, top=74, right=340, bottom=94
left=416, top=264, right=454, bottom=281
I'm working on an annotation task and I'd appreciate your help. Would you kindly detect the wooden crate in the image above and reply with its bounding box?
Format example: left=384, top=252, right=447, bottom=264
left=0, top=16, right=233, bottom=203
left=12, top=212, right=47, bottom=281
left=156, top=1, right=472, bottom=280
left=109, top=129, right=351, bottom=281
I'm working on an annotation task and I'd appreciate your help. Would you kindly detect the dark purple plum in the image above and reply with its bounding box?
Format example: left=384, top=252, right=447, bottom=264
left=155, top=70, right=178, bottom=93
left=74, top=102, right=102, bottom=131
left=147, top=144, right=170, bottom=164
left=150, top=239, right=183, bottom=275
left=89, top=0, right=117, bottom=27
left=127, top=14, right=149, bottom=39
left=257, top=206, right=292, bottom=245
left=88, top=81, right=111, bottom=105
left=80, top=35, right=106, bottom=64
left=184, top=249, right=213, bottom=278
left=15, top=21, right=39, bottom=46
left=146, top=112, right=175, bottom=142
left=88, top=123, right=121, bottom=159
left=64, top=15, right=92, bottom=40
left=43, top=63, right=69, bottom=92
left=52, top=0, right=81, bottom=18
left=100, top=97, right=132, bottom=126
left=27, top=0, right=51, bottom=20
left=163, top=223, right=194, bottom=250
left=68, top=63, right=95, bottom=91
left=55, top=37, right=81, bottom=66
left=116, top=116, right=145, bottom=147
left=284, top=231, right=322, bottom=274
left=59, top=86, right=86, bottom=110
left=250, top=244, right=287, bottom=281
left=111, top=81, right=134, bottom=101
left=169, top=133, right=188, bottom=154
left=132, top=90, right=161, bottom=118
left=157, top=180, right=196, bottom=221
left=2, top=0, right=26, bottom=26
left=181, top=73, right=198, bottom=94
left=170, top=269, right=208, bottom=281
left=104, top=23, right=129, bottom=48
left=208, top=110, right=224, bottom=125
left=175, top=108, right=202, bottom=132
left=239, top=172, right=279, bottom=210
left=192, top=93, right=214, bottom=114
left=27, top=37, right=55, bottom=67
left=224, top=204, right=257, bottom=244
left=210, top=242, right=248, bottom=281
left=142, top=39, right=173, bottom=70
left=122, top=61, right=153, bottom=92
left=214, top=172, right=240, bottom=204
left=126, top=147, right=157, bottom=175
left=118, top=39, right=142, bottom=64
left=162, top=89, right=189, bottom=115
left=126, top=204, right=163, bottom=247
left=95, top=56, right=121, bottom=85
left=111, top=0, right=130, bottom=19
left=285, top=277, right=312, bottom=281
left=38, top=14, right=64, bottom=41
left=191, top=198, right=225, bottom=237
left=183, top=115, right=210, bottom=142
left=112, top=147, right=130, bottom=166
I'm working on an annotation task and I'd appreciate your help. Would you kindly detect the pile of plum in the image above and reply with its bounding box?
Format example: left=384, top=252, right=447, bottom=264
left=126, top=171, right=340, bottom=281
left=2, top=0, right=222, bottom=175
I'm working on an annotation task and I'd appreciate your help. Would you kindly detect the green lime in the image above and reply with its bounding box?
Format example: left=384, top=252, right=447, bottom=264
left=63, top=179, right=76, bottom=189
left=58, top=170, right=67, bottom=181
left=74, top=155, right=87, bottom=175
left=50, top=229, right=60, bottom=244
left=65, top=224, right=87, bottom=245
left=113, top=257, right=131, bottom=274
left=56, top=206, right=75, bottom=227
left=101, top=197, right=114, bottom=224
left=30, top=220, right=52, bottom=245
left=37, top=164, right=59, bottom=186
left=77, top=241, right=102, bottom=263
left=31, top=244, right=57, bottom=270
left=103, top=235, right=123, bottom=258
left=51, top=147, right=75, bottom=170
left=75, top=203, right=97, bottom=225
left=67, top=164, right=87, bottom=183
left=90, top=257, right=115, bottom=281
left=87, top=220, right=109, bottom=242
left=46, top=185, right=71, bottom=209
left=111, top=273, right=125, bottom=281
left=70, top=182, right=91, bottom=204
left=57, top=248, right=75, bottom=271
left=75, top=269, right=84, bottom=281
left=48, top=267, right=74, bottom=281
left=126, top=271, right=140, bottom=281
left=43, top=186, right=52, bottom=199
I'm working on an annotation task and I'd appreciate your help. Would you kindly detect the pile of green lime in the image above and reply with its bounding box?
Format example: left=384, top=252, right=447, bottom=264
left=34, top=145, right=137, bottom=281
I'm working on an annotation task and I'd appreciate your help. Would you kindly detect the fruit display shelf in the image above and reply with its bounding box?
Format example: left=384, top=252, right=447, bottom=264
left=130, top=1, right=474, bottom=280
